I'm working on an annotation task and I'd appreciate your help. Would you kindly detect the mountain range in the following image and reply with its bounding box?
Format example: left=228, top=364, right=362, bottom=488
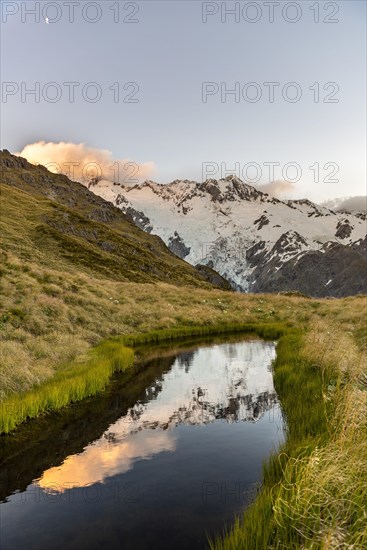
left=85, top=175, right=367, bottom=297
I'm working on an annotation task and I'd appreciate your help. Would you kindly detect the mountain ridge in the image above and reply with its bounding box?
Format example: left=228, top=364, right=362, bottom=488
left=85, top=174, right=367, bottom=297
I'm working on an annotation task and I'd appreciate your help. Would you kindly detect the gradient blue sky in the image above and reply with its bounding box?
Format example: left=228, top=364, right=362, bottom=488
left=1, top=0, right=366, bottom=201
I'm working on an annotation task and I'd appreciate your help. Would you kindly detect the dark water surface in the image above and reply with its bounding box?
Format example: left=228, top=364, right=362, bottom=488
left=0, top=336, right=284, bottom=550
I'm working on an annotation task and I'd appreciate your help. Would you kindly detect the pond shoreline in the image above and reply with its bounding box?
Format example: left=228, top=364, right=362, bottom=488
left=0, top=322, right=284, bottom=434
left=211, top=327, right=332, bottom=549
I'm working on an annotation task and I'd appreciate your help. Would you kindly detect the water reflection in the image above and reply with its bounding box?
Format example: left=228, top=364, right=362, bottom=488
left=1, top=337, right=284, bottom=550
left=37, top=341, right=277, bottom=492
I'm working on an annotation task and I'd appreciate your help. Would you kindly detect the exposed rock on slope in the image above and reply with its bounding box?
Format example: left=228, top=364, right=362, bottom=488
left=251, top=236, right=367, bottom=297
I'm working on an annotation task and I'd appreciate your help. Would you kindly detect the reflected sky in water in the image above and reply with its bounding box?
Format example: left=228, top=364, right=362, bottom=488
left=38, top=341, right=277, bottom=492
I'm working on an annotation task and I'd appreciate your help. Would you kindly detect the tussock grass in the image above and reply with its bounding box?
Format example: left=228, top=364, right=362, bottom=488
left=118, top=322, right=284, bottom=347
left=0, top=343, right=134, bottom=433
left=1, top=249, right=312, bottom=400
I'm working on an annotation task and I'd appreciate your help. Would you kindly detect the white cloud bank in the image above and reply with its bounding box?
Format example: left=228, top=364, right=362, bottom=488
left=321, top=196, right=367, bottom=213
left=17, top=141, right=155, bottom=186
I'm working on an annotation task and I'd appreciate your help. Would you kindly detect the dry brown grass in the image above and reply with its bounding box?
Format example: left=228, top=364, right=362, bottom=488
left=271, top=322, right=367, bottom=548
left=1, top=250, right=366, bottom=401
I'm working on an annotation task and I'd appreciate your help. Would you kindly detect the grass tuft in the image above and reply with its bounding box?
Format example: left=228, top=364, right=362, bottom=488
left=0, top=343, right=134, bottom=433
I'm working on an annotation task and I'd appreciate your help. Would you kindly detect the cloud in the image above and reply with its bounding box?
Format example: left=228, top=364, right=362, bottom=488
left=17, top=141, right=155, bottom=186
left=321, top=196, right=367, bottom=213
left=255, top=179, right=296, bottom=198
left=38, top=429, right=176, bottom=491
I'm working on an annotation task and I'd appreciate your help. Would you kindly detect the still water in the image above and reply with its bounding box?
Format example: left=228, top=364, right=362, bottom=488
left=0, top=337, right=284, bottom=550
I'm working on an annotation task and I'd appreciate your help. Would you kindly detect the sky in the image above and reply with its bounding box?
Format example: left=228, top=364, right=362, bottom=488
left=1, top=0, right=366, bottom=202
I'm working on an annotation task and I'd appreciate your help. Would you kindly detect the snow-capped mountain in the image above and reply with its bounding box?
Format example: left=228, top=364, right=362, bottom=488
left=87, top=175, right=367, bottom=296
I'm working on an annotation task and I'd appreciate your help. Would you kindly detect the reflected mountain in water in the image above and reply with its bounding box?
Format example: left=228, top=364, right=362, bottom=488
left=36, top=341, right=277, bottom=492
left=128, top=343, right=277, bottom=428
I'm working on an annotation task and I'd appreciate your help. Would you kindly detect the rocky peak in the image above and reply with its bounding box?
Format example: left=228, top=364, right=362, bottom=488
left=287, top=198, right=326, bottom=218
left=1, top=149, right=33, bottom=170
left=272, top=231, right=308, bottom=255
left=200, top=175, right=264, bottom=203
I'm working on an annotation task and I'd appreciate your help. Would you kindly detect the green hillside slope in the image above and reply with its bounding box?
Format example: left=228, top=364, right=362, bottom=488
left=0, top=150, right=231, bottom=288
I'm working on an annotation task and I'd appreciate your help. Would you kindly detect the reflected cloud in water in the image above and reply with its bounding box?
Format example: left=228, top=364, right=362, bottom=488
left=38, top=341, right=277, bottom=492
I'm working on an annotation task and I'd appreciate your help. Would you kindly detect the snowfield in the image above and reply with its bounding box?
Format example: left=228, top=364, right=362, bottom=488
left=87, top=176, right=367, bottom=292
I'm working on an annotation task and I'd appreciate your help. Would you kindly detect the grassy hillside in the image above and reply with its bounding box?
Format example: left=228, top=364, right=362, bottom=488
left=0, top=150, right=231, bottom=289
